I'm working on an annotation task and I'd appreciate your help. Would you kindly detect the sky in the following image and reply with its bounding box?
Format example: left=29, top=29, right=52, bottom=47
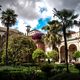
left=0, top=0, right=80, bottom=34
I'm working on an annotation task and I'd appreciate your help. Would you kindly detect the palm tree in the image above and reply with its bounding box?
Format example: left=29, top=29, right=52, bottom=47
left=1, top=9, right=17, bottom=65
left=42, top=20, right=62, bottom=51
left=54, top=8, right=78, bottom=72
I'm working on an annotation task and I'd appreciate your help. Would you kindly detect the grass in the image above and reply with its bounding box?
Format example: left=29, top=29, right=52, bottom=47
left=0, top=66, right=39, bottom=72
left=0, top=64, right=80, bottom=80
left=0, top=66, right=40, bottom=80
left=49, top=72, right=80, bottom=80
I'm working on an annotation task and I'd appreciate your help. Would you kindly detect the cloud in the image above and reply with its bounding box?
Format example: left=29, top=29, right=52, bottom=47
left=1, top=0, right=80, bottom=20
left=0, top=20, right=4, bottom=27
left=62, top=0, right=80, bottom=9
left=11, top=18, right=39, bottom=34
left=0, top=0, right=80, bottom=33
left=27, top=20, right=38, bottom=29
left=46, top=0, right=80, bottom=10
left=0, top=0, right=41, bottom=20
left=14, top=17, right=51, bottom=34
left=15, top=19, right=27, bottom=33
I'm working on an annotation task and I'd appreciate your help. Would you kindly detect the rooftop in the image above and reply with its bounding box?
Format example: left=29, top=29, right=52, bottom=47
left=0, top=27, right=21, bottom=34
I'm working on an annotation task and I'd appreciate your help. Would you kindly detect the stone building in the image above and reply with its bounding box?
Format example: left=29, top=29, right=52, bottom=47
left=45, top=31, right=80, bottom=63
left=1, top=27, right=80, bottom=63
left=58, top=32, right=80, bottom=63
left=0, top=27, right=22, bottom=52
left=29, top=29, right=80, bottom=63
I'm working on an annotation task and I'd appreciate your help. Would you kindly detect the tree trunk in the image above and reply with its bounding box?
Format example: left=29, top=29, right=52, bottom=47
left=52, top=43, right=56, bottom=50
left=63, top=27, right=69, bottom=72
left=6, top=24, right=9, bottom=65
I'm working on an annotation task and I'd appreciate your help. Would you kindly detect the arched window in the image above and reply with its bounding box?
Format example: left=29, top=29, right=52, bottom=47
left=69, top=44, right=77, bottom=53
left=60, top=46, right=65, bottom=62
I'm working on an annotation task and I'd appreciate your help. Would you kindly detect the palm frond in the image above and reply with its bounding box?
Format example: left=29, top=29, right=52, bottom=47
left=1, top=8, right=17, bottom=27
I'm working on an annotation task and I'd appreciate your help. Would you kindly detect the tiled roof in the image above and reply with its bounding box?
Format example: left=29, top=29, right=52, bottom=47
left=0, top=27, right=20, bottom=33
left=30, top=29, right=41, bottom=32
left=29, top=29, right=42, bottom=36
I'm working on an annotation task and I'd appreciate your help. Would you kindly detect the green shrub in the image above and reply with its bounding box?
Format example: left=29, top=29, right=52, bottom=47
left=73, top=51, right=80, bottom=58
left=49, top=72, right=80, bottom=80
left=21, top=63, right=39, bottom=67
left=53, top=64, right=66, bottom=72
left=1, top=36, right=37, bottom=65
left=0, top=66, right=38, bottom=80
left=32, top=48, right=45, bottom=62
left=47, top=50, right=58, bottom=62
left=0, top=65, right=79, bottom=80
left=74, top=63, right=80, bottom=72
left=40, top=63, right=54, bottom=73
left=36, top=72, right=46, bottom=80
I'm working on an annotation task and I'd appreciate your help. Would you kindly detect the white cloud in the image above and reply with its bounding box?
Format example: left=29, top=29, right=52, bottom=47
left=70, top=25, right=79, bottom=32
left=0, top=0, right=80, bottom=33
left=28, top=20, right=38, bottom=29
left=12, top=18, right=38, bottom=34
left=0, top=20, right=4, bottom=27
left=17, top=19, right=27, bottom=33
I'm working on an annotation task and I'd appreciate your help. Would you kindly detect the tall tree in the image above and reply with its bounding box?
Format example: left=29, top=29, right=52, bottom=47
left=42, top=20, right=62, bottom=50
left=1, top=9, right=17, bottom=65
left=54, top=8, right=78, bottom=72
left=1, top=35, right=37, bottom=65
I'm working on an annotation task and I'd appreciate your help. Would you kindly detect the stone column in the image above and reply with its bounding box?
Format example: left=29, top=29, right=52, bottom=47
left=68, top=52, right=70, bottom=63
left=68, top=49, right=70, bottom=63
left=58, top=47, right=61, bottom=63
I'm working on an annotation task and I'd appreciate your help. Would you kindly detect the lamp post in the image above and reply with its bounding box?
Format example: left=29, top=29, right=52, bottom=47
left=26, top=25, right=31, bottom=36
